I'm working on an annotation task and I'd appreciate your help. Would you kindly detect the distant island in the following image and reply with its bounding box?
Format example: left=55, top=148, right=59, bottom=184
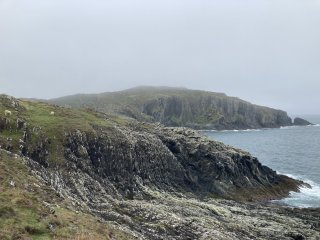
left=50, top=86, right=311, bottom=130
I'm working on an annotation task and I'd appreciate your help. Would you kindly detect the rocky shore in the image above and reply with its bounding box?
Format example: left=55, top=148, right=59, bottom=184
left=0, top=94, right=319, bottom=239
left=1, top=150, right=320, bottom=239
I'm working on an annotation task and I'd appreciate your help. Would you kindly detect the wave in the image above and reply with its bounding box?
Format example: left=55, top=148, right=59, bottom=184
left=280, top=124, right=319, bottom=130
left=242, top=129, right=262, bottom=132
left=280, top=126, right=299, bottom=130
left=201, top=124, right=320, bottom=133
left=274, top=173, right=320, bottom=208
left=198, top=130, right=218, bottom=132
left=200, top=129, right=262, bottom=133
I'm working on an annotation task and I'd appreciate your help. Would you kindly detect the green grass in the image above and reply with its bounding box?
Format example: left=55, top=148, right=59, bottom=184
left=0, top=98, right=133, bottom=166
left=20, top=101, right=112, bottom=131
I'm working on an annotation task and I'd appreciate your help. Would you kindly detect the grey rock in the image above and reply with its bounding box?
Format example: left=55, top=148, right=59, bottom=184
left=293, top=117, right=313, bottom=126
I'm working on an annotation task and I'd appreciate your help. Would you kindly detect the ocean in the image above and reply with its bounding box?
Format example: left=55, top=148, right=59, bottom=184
left=204, top=115, right=320, bottom=208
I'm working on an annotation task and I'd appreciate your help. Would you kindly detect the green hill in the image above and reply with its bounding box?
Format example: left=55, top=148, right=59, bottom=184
left=50, top=86, right=293, bottom=130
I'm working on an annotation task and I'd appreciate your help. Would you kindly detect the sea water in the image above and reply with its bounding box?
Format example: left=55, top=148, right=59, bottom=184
left=204, top=116, right=320, bottom=208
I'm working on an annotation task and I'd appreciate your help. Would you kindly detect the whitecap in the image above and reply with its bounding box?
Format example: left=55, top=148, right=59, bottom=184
left=274, top=173, right=320, bottom=208
left=242, top=129, right=262, bottom=132
left=280, top=126, right=299, bottom=130
left=198, top=130, right=218, bottom=132
left=202, top=128, right=263, bottom=133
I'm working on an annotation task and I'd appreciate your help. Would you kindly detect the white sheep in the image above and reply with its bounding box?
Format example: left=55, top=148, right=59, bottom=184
left=50, top=111, right=55, bottom=116
left=4, top=110, right=12, bottom=116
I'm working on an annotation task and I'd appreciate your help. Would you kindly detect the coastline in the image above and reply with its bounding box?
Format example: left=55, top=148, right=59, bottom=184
left=1, top=96, right=319, bottom=239
left=204, top=124, right=320, bottom=209
left=198, top=124, right=318, bottom=133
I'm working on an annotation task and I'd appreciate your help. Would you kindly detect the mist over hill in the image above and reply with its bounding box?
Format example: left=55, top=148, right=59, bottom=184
left=50, top=86, right=294, bottom=130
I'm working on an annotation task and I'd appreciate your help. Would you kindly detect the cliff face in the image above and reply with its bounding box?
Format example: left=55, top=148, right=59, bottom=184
left=0, top=94, right=299, bottom=202
left=50, top=86, right=293, bottom=130
left=62, top=126, right=300, bottom=201
left=140, top=94, right=292, bottom=130
left=1, top=95, right=319, bottom=239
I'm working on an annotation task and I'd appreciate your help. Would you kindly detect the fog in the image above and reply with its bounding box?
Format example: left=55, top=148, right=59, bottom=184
left=0, top=0, right=320, bottom=114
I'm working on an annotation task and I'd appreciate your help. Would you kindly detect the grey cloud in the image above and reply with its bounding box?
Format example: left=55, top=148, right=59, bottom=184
left=0, top=0, right=319, bottom=114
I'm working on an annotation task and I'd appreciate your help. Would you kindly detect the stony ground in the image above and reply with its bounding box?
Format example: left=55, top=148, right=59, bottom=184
left=19, top=149, right=319, bottom=240
left=2, top=148, right=319, bottom=240
left=108, top=189, right=320, bottom=240
left=0, top=150, right=136, bottom=240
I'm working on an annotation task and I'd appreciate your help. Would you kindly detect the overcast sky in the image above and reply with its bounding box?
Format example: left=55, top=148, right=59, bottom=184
left=0, top=0, right=319, bottom=114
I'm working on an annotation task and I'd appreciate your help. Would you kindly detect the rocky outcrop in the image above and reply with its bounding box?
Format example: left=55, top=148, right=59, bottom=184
left=24, top=159, right=320, bottom=240
left=2, top=149, right=320, bottom=240
left=1, top=96, right=318, bottom=239
left=293, top=117, right=313, bottom=126
left=49, top=86, right=294, bottom=130
left=0, top=94, right=21, bottom=109
left=0, top=96, right=302, bottom=201
left=58, top=125, right=301, bottom=201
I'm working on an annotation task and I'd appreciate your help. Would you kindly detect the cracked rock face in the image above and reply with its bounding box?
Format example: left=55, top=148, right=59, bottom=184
left=60, top=124, right=301, bottom=202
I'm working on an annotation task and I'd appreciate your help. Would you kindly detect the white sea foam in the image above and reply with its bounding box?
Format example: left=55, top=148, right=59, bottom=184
left=201, top=129, right=262, bottom=133
left=199, top=129, right=223, bottom=132
left=242, top=129, right=262, bottom=132
left=275, top=173, right=320, bottom=208
left=280, top=126, right=299, bottom=130
left=280, top=124, right=319, bottom=130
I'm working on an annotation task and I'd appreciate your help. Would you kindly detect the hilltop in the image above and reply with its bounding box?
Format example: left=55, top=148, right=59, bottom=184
left=0, top=94, right=319, bottom=239
left=49, top=86, right=293, bottom=130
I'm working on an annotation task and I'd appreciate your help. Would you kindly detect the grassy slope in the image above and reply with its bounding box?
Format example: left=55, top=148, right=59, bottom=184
left=0, top=151, right=135, bottom=240
left=50, top=87, right=237, bottom=111
left=49, top=86, right=290, bottom=128
left=0, top=97, right=132, bottom=166
left=0, top=97, right=136, bottom=239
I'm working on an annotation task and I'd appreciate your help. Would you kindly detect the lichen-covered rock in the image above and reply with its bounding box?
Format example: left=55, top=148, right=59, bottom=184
left=0, top=94, right=21, bottom=109
left=56, top=123, right=301, bottom=202
left=15, top=148, right=319, bottom=240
